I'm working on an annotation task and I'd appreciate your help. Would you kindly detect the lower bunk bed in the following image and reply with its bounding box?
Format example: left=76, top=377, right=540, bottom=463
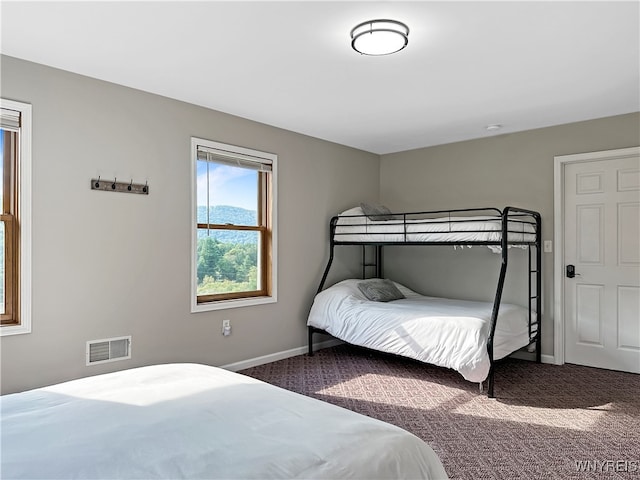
left=308, top=279, right=536, bottom=385
left=308, top=205, right=542, bottom=398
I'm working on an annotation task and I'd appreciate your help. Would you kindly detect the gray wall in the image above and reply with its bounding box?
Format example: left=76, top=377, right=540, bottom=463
left=0, top=56, right=378, bottom=394
left=379, top=113, right=640, bottom=357
left=2, top=54, right=638, bottom=393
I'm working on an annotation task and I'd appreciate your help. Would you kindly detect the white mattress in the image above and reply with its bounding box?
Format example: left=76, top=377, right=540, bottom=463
left=0, top=363, right=447, bottom=480
left=308, top=279, right=536, bottom=383
left=334, top=207, right=536, bottom=245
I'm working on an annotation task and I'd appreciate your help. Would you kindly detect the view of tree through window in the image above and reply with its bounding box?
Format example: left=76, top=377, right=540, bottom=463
left=0, top=125, right=17, bottom=320
left=196, top=160, right=263, bottom=298
left=0, top=99, right=30, bottom=332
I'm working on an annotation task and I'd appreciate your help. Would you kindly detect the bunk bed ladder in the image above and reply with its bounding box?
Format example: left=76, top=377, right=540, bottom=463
left=529, top=243, right=543, bottom=364
left=487, top=207, right=542, bottom=398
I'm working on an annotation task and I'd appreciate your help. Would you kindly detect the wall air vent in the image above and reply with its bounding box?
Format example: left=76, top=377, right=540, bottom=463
left=86, top=336, right=131, bottom=366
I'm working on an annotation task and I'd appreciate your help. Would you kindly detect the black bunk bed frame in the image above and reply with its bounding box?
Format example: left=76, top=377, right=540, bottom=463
left=308, top=206, right=542, bottom=398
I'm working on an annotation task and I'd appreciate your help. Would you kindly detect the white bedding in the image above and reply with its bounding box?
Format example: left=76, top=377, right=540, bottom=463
left=334, top=206, right=536, bottom=245
left=308, top=279, right=535, bottom=383
left=0, top=363, right=447, bottom=480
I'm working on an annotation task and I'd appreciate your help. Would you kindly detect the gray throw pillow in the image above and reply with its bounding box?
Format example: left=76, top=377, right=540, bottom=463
left=357, top=279, right=405, bottom=302
left=360, top=202, right=395, bottom=221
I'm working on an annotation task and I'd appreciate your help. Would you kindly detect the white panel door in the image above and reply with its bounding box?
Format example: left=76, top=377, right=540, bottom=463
left=564, top=153, right=640, bottom=373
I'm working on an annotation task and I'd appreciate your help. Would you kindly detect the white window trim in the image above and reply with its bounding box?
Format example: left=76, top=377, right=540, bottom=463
left=190, top=137, right=277, bottom=312
left=0, top=98, right=32, bottom=336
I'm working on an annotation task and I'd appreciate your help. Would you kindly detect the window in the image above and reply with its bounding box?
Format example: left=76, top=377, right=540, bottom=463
left=0, top=99, right=32, bottom=335
left=191, top=138, right=277, bottom=311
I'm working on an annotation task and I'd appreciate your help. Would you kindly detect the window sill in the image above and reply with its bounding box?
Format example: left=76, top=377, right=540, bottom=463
left=1, top=323, right=31, bottom=336
left=191, top=295, right=277, bottom=313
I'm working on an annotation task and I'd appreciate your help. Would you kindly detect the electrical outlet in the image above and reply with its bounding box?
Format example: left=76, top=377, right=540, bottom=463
left=222, top=319, right=231, bottom=336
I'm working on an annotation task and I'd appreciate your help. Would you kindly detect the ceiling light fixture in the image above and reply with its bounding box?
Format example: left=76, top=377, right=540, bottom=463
left=351, top=19, right=409, bottom=56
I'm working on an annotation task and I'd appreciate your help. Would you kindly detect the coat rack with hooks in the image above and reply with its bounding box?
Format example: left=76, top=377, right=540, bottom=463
left=91, top=177, right=149, bottom=195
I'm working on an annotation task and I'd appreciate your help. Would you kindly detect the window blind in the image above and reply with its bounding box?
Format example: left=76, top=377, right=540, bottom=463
left=197, top=145, right=272, bottom=172
left=0, top=108, right=20, bottom=131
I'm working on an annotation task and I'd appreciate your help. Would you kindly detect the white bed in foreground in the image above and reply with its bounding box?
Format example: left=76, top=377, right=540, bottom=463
left=1, top=363, right=447, bottom=480
left=308, top=279, right=535, bottom=383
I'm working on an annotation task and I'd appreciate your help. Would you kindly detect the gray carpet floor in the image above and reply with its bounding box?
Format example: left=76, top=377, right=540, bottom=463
left=241, top=344, right=640, bottom=479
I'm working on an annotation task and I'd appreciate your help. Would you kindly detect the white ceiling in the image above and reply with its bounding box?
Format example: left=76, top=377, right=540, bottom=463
left=1, top=1, right=639, bottom=154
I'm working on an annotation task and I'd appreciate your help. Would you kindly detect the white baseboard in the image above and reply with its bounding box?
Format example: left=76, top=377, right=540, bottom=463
left=541, top=354, right=555, bottom=364
left=222, top=340, right=556, bottom=373
left=221, top=339, right=343, bottom=372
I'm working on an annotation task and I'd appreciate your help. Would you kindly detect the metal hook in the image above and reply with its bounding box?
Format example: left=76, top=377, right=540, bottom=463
left=112, top=178, right=117, bottom=190
left=94, top=176, right=100, bottom=188
left=142, top=180, right=148, bottom=194
left=128, top=179, right=133, bottom=191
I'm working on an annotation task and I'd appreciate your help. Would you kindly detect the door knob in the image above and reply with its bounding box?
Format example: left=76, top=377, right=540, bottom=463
left=566, top=264, right=581, bottom=278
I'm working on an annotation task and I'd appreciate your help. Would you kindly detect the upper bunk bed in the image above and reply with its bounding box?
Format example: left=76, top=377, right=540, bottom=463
left=332, top=204, right=536, bottom=247
left=308, top=204, right=542, bottom=398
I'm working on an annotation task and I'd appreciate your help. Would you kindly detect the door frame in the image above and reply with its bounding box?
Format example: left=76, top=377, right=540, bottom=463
left=553, top=146, right=640, bottom=366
